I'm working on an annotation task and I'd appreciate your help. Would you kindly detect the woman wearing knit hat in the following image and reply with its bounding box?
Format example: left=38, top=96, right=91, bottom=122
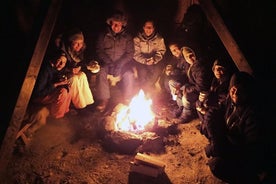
left=55, top=28, right=94, bottom=111
left=56, top=28, right=86, bottom=65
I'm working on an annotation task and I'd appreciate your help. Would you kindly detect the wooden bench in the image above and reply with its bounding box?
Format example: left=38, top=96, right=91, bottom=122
left=16, top=122, right=34, bottom=145
left=16, top=106, right=49, bottom=145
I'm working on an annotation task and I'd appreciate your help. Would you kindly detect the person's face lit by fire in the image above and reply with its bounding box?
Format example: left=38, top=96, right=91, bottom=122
left=169, top=44, right=181, bottom=58
left=229, top=85, right=238, bottom=104
left=143, top=21, right=155, bottom=37
left=53, top=55, right=67, bottom=71
left=72, top=66, right=81, bottom=75
left=213, top=65, right=225, bottom=80
left=111, top=20, right=124, bottom=34
left=70, top=39, right=84, bottom=52
left=229, top=72, right=255, bottom=105
left=183, top=49, right=196, bottom=65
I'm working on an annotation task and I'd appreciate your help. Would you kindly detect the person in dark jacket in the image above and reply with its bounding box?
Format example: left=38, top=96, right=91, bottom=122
left=178, top=46, right=212, bottom=123
left=31, top=50, right=72, bottom=119
left=94, top=10, right=135, bottom=112
left=55, top=28, right=86, bottom=67
left=196, top=58, right=232, bottom=137
left=204, top=71, right=266, bottom=184
left=55, top=28, right=94, bottom=110
left=163, top=41, right=190, bottom=117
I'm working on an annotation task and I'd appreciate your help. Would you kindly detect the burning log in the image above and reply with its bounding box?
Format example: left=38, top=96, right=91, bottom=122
left=100, top=89, right=177, bottom=154
left=137, top=135, right=165, bottom=153
left=102, top=131, right=143, bottom=154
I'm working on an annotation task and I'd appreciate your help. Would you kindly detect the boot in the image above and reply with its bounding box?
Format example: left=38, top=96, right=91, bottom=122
left=179, top=108, right=197, bottom=123
left=173, top=106, right=184, bottom=118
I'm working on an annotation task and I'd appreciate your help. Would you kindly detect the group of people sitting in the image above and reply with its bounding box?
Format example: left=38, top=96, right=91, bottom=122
left=22, top=9, right=271, bottom=183
left=166, top=40, right=270, bottom=183
left=164, top=42, right=269, bottom=183
left=24, top=10, right=168, bottom=137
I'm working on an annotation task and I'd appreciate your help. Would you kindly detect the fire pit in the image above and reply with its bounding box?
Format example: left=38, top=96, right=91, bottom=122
left=101, top=90, right=179, bottom=154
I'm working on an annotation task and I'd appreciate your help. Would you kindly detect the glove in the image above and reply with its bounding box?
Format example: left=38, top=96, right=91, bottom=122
left=107, top=74, right=121, bottom=86
left=165, top=64, right=173, bottom=76
left=196, top=100, right=207, bottom=115
left=199, top=92, right=208, bottom=102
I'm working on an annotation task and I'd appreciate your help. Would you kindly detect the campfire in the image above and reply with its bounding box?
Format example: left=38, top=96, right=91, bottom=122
left=102, top=89, right=178, bottom=154
left=114, top=90, right=155, bottom=132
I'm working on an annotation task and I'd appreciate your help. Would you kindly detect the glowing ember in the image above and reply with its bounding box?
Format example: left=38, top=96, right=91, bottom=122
left=115, top=90, right=155, bottom=131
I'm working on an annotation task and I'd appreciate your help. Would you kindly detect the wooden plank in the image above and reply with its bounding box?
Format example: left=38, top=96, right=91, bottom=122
left=130, top=153, right=165, bottom=177
left=134, top=153, right=166, bottom=169
left=130, top=162, right=161, bottom=178
left=16, top=123, right=32, bottom=139
left=0, top=0, right=63, bottom=178
left=199, top=0, right=253, bottom=74
left=16, top=123, right=33, bottom=145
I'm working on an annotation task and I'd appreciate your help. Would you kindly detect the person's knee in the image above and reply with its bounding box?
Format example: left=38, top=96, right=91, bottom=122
left=36, top=107, right=49, bottom=125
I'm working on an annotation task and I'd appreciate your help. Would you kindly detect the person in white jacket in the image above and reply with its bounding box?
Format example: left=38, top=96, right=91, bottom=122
left=56, top=28, right=94, bottom=110
left=133, top=19, right=166, bottom=95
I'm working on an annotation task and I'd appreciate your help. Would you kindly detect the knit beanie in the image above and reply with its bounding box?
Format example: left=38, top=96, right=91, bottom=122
left=64, top=28, right=84, bottom=44
left=182, top=46, right=196, bottom=59
left=212, top=59, right=227, bottom=71
left=106, top=10, right=127, bottom=26
left=229, top=71, right=254, bottom=89
left=229, top=71, right=255, bottom=104
left=68, top=31, right=84, bottom=43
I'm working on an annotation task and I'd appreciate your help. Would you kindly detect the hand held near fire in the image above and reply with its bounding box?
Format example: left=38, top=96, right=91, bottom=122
left=146, top=57, right=154, bottom=65
left=171, top=83, right=182, bottom=101
left=54, top=75, right=70, bottom=88
left=107, top=74, right=121, bottom=86
left=196, top=92, right=209, bottom=115
left=165, top=64, right=173, bottom=76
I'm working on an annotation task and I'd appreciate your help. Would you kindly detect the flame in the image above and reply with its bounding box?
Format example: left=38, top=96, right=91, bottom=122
left=115, top=90, right=155, bottom=131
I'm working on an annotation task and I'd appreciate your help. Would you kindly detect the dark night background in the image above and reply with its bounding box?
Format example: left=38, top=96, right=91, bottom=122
left=1, top=0, right=275, bottom=145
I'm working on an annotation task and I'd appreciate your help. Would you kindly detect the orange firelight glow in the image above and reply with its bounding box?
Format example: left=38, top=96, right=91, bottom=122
left=115, top=90, right=155, bottom=131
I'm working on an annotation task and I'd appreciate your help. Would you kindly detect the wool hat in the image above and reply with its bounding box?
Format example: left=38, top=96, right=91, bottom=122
left=229, top=71, right=255, bottom=95
left=106, top=10, right=127, bottom=26
left=212, top=58, right=227, bottom=71
left=182, top=46, right=196, bottom=58
left=229, top=71, right=255, bottom=104
left=64, top=28, right=84, bottom=43
left=68, top=31, right=84, bottom=43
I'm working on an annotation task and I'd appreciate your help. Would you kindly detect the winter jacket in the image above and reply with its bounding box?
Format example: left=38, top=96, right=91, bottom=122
left=205, top=95, right=264, bottom=164
left=133, top=31, right=166, bottom=65
left=32, top=61, right=69, bottom=99
left=184, top=60, right=211, bottom=95
left=96, top=27, right=134, bottom=76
